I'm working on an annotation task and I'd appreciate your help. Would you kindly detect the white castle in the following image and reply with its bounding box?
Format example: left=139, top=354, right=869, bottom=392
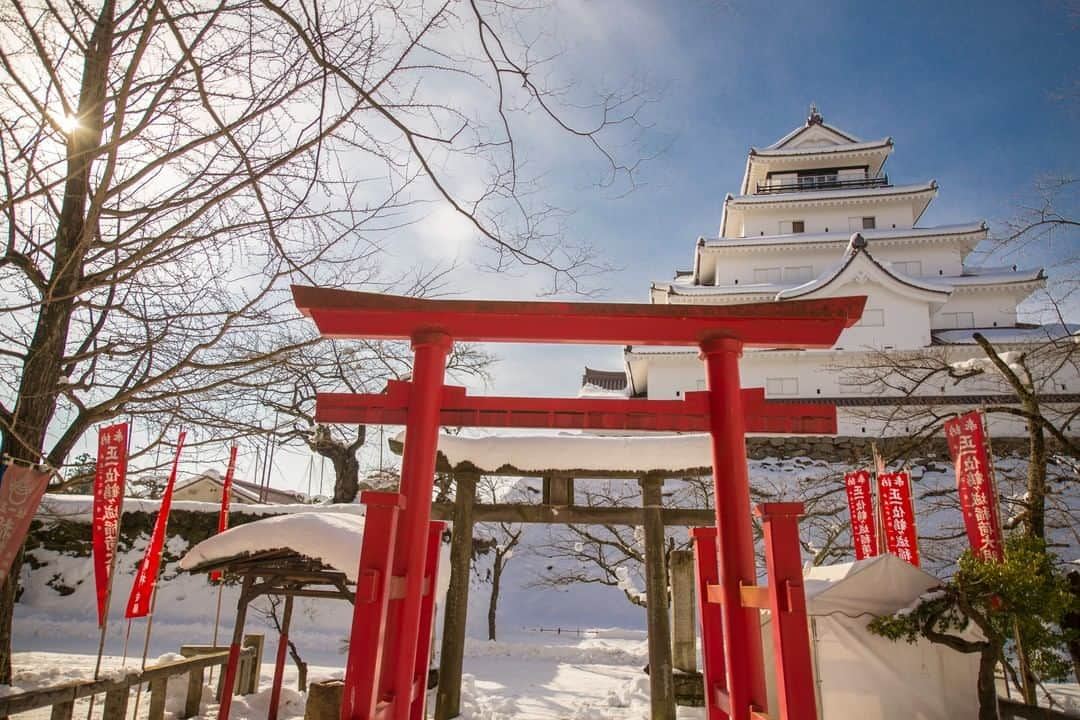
left=583, top=107, right=1078, bottom=438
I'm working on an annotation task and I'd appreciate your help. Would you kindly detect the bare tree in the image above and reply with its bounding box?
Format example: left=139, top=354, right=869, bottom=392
left=0, top=0, right=647, bottom=680
left=474, top=476, right=521, bottom=641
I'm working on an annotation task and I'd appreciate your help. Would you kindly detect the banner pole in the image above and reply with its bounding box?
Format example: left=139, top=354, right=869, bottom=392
left=208, top=582, right=225, bottom=686
left=903, top=464, right=921, bottom=563
left=870, top=441, right=887, bottom=555
left=131, top=583, right=160, bottom=719
left=122, top=618, right=133, bottom=668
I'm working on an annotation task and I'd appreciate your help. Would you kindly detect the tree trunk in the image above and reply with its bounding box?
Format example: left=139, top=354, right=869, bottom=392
left=0, top=0, right=117, bottom=682
left=1024, top=407, right=1047, bottom=541
left=977, top=648, right=1001, bottom=720
left=329, top=449, right=361, bottom=504
left=488, top=554, right=504, bottom=642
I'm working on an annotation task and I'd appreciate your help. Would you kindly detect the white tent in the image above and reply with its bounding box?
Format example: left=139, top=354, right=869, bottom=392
left=762, top=554, right=980, bottom=719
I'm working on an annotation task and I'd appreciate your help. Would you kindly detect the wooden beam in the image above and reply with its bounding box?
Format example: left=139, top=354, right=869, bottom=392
left=429, top=502, right=714, bottom=527
left=435, top=473, right=477, bottom=720
left=641, top=476, right=676, bottom=720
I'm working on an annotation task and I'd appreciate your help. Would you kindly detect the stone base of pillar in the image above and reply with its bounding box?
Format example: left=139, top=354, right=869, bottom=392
left=673, top=671, right=706, bottom=707
left=304, top=679, right=344, bottom=720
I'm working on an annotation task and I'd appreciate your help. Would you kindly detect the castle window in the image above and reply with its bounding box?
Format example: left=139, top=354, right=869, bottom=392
left=855, top=308, right=885, bottom=327
left=849, top=216, right=876, bottom=231
left=938, top=311, right=975, bottom=329
left=779, top=220, right=805, bottom=234
left=782, top=266, right=814, bottom=283
left=766, top=377, right=799, bottom=396
left=839, top=376, right=866, bottom=394
left=892, top=260, right=923, bottom=276
left=753, top=267, right=782, bottom=284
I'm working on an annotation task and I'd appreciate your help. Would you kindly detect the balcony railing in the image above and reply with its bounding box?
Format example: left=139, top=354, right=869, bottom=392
left=756, top=173, right=889, bottom=195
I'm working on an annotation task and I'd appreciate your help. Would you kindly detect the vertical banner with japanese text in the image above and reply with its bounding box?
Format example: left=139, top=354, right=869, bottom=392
left=93, top=423, right=129, bottom=627
left=210, top=446, right=238, bottom=583
left=0, top=465, right=51, bottom=583
left=877, top=470, right=920, bottom=566
left=944, top=411, right=1004, bottom=562
left=844, top=470, right=879, bottom=560
left=125, top=431, right=186, bottom=618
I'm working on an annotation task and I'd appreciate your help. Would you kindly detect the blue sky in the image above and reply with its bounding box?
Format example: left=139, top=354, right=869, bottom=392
left=449, top=0, right=1079, bottom=399
left=265, top=1, right=1078, bottom=491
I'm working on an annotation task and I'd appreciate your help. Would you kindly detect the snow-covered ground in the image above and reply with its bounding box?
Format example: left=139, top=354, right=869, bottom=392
left=5, top=631, right=705, bottom=719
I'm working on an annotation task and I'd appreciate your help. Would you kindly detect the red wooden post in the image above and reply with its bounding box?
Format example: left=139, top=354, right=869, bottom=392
left=756, top=503, right=817, bottom=720
left=218, top=576, right=252, bottom=720
left=700, top=336, right=767, bottom=720
left=341, top=491, right=406, bottom=720
left=389, top=331, right=452, bottom=720
left=691, top=527, right=729, bottom=720
left=408, top=521, right=448, bottom=720
left=268, top=595, right=294, bottom=720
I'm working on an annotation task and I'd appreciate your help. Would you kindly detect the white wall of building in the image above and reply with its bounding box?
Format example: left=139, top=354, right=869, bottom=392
left=735, top=201, right=916, bottom=239
left=700, top=241, right=968, bottom=287
left=932, top=291, right=1021, bottom=329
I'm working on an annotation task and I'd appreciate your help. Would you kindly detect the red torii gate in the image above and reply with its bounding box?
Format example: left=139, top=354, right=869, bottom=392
left=288, top=287, right=865, bottom=720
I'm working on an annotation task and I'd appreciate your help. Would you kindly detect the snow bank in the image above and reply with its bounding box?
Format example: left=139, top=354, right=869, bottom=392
left=397, top=431, right=713, bottom=473
left=179, top=512, right=365, bottom=580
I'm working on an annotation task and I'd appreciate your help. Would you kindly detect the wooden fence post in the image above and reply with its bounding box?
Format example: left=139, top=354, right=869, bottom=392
left=184, top=667, right=204, bottom=719
left=49, top=700, right=74, bottom=720
left=102, top=685, right=130, bottom=720
left=148, top=678, right=168, bottom=720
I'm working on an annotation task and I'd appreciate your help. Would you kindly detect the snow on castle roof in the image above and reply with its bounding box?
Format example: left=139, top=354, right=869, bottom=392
left=180, top=512, right=366, bottom=580
left=751, top=137, right=893, bottom=158
left=726, top=181, right=937, bottom=207
left=700, top=222, right=987, bottom=251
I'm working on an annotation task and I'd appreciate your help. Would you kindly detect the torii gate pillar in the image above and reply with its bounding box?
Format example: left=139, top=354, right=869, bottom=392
left=701, top=336, right=768, bottom=715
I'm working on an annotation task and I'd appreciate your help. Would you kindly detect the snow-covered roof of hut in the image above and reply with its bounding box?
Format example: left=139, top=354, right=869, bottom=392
left=394, top=430, right=713, bottom=474
left=798, top=553, right=942, bottom=618
left=179, top=512, right=365, bottom=581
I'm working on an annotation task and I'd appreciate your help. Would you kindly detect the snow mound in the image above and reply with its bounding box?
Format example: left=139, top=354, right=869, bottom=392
left=179, top=512, right=365, bottom=580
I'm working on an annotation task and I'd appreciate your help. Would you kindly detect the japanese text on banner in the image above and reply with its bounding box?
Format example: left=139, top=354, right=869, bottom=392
left=93, top=422, right=129, bottom=627
left=877, top=470, right=920, bottom=567
left=844, top=470, right=878, bottom=560
left=944, top=411, right=1004, bottom=562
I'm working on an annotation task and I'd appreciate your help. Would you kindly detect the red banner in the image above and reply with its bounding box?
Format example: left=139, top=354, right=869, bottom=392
left=93, top=423, right=129, bottom=627
left=0, top=465, right=51, bottom=583
left=125, top=431, right=186, bottom=618
left=210, top=446, right=238, bottom=583
left=877, top=470, right=920, bottom=566
left=944, top=411, right=1004, bottom=562
left=844, top=470, right=879, bottom=560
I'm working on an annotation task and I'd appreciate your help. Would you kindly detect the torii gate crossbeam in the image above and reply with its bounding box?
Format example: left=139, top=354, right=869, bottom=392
left=288, top=286, right=865, bottom=720
left=316, top=379, right=838, bottom=435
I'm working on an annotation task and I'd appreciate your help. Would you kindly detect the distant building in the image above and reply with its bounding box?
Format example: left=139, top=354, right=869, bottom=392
left=586, top=108, right=1079, bottom=437
left=173, top=469, right=303, bottom=505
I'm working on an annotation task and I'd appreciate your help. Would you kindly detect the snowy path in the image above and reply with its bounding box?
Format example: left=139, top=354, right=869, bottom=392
left=4, top=632, right=705, bottom=719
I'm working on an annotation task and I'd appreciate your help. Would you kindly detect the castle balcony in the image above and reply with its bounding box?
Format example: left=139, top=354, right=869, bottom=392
left=756, top=172, right=890, bottom=195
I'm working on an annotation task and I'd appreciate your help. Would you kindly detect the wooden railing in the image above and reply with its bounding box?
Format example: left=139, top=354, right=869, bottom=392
left=999, top=698, right=1080, bottom=720
left=0, top=640, right=260, bottom=720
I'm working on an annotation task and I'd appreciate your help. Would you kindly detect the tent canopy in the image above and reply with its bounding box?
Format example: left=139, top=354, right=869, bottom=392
left=802, top=554, right=941, bottom=618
